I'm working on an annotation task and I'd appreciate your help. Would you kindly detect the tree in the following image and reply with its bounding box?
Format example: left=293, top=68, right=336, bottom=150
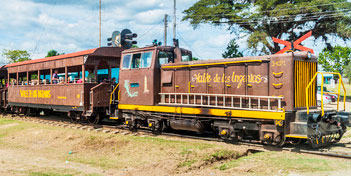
left=222, top=39, right=243, bottom=58
left=318, top=46, right=351, bottom=75
left=344, top=64, right=351, bottom=83
left=183, top=0, right=351, bottom=55
left=192, top=56, right=200, bottom=61
left=2, top=49, right=31, bottom=63
left=46, top=50, right=63, bottom=57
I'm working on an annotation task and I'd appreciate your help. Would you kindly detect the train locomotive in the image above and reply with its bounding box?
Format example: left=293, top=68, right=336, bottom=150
left=0, top=30, right=350, bottom=148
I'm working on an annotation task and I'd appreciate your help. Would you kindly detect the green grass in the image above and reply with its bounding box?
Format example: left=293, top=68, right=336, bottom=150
left=0, top=119, right=30, bottom=139
left=203, top=149, right=240, bottom=163
left=0, top=118, right=17, bottom=125
left=217, top=151, right=351, bottom=175
left=177, top=159, right=197, bottom=167
left=326, top=84, right=351, bottom=97
left=129, top=135, right=215, bottom=150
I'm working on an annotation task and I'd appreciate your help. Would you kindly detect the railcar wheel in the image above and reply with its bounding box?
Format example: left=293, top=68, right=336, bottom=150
left=68, top=111, right=80, bottom=123
left=87, top=113, right=103, bottom=124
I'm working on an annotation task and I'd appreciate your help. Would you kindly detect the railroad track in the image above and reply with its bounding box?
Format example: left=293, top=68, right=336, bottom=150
left=1, top=113, right=351, bottom=159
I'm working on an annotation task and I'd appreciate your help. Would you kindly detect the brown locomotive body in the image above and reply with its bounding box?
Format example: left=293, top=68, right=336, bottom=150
left=117, top=45, right=349, bottom=147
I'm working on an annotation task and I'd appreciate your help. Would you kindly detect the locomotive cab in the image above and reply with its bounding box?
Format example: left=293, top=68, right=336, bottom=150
left=118, top=45, right=192, bottom=106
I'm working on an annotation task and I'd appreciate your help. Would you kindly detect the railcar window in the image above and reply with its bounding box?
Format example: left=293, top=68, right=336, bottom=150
left=181, top=52, right=191, bottom=62
left=122, top=54, right=131, bottom=69
left=131, top=53, right=142, bottom=69
left=158, top=51, right=174, bottom=65
left=141, top=52, right=152, bottom=68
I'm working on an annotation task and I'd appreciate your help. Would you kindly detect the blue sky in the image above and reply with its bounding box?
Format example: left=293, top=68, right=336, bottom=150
left=0, top=0, right=348, bottom=64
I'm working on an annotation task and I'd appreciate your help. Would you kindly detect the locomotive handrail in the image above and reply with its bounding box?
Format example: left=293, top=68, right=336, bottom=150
left=110, top=83, right=119, bottom=104
left=161, top=60, right=263, bottom=69
left=306, top=72, right=346, bottom=116
left=159, top=93, right=284, bottom=112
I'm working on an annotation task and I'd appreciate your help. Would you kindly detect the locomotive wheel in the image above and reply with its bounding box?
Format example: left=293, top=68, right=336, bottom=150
left=127, top=120, right=138, bottom=132
left=151, top=121, right=164, bottom=135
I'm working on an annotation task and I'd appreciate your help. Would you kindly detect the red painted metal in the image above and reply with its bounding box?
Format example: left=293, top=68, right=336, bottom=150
left=5, top=48, right=98, bottom=68
left=272, top=31, right=314, bottom=54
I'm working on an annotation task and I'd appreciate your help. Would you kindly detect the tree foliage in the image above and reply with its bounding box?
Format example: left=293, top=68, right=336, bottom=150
left=222, top=39, right=243, bottom=58
left=192, top=56, right=200, bottom=61
left=183, top=0, right=351, bottom=55
left=46, top=50, right=63, bottom=57
left=318, top=46, right=351, bottom=75
left=343, top=64, right=351, bottom=83
left=2, top=49, right=31, bottom=63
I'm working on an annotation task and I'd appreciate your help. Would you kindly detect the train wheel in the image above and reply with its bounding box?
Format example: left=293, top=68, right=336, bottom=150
left=127, top=119, right=138, bottom=132
left=68, top=111, right=80, bottom=123
left=87, top=113, right=103, bottom=124
left=150, top=120, right=163, bottom=135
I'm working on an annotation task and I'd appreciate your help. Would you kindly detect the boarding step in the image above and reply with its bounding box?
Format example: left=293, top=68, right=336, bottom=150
left=84, top=110, right=93, bottom=117
left=285, top=134, right=308, bottom=139
left=109, top=116, right=119, bottom=120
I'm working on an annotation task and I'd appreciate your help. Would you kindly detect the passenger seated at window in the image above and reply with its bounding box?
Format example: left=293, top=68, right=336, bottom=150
left=59, top=77, right=65, bottom=84
left=111, top=77, right=117, bottom=84
left=86, top=69, right=95, bottom=83
left=52, top=70, right=59, bottom=84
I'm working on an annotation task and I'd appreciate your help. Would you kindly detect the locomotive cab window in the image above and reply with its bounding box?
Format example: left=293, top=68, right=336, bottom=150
left=122, top=54, right=131, bottom=69
left=181, top=51, right=191, bottom=62
left=158, top=51, right=174, bottom=65
left=141, top=52, right=152, bottom=68
left=131, top=53, right=141, bottom=69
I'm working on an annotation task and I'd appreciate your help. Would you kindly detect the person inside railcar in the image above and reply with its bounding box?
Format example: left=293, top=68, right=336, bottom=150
left=86, top=69, right=95, bottom=83
left=111, top=77, right=116, bottom=84
left=52, top=70, right=59, bottom=84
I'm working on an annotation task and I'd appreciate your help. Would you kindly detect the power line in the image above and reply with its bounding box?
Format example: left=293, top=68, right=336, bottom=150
left=31, top=0, right=57, bottom=55
left=176, top=31, right=202, bottom=59
left=137, top=20, right=164, bottom=40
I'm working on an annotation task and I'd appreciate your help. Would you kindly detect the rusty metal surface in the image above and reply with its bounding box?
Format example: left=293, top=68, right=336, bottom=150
left=8, top=84, right=85, bottom=107
left=90, top=83, right=111, bottom=108
left=119, top=48, right=156, bottom=106
left=159, top=51, right=317, bottom=111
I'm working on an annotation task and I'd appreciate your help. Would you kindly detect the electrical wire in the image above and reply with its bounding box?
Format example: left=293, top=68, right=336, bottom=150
left=176, top=31, right=203, bottom=59
left=137, top=20, right=164, bottom=40
left=31, top=0, right=57, bottom=55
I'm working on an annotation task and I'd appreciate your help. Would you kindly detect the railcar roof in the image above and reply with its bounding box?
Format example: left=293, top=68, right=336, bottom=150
left=5, top=48, right=97, bottom=68
left=5, top=47, right=124, bottom=68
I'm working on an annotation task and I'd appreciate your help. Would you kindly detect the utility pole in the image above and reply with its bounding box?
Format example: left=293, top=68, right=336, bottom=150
left=99, top=0, right=101, bottom=47
left=164, top=14, right=168, bottom=46
left=173, top=0, right=176, bottom=40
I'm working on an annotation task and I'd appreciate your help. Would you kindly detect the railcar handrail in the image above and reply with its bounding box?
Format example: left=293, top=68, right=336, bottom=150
left=159, top=93, right=284, bottom=112
left=306, top=72, right=346, bottom=116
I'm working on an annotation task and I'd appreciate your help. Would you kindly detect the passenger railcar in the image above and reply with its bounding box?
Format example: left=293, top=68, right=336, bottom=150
left=4, top=47, right=122, bottom=123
